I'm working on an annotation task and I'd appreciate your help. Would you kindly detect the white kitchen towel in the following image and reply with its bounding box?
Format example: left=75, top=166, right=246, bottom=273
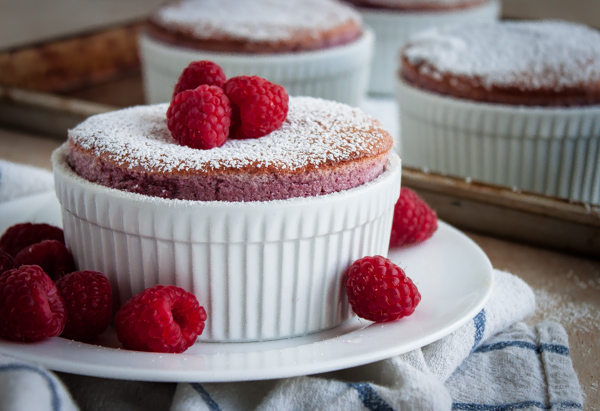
left=171, top=270, right=583, bottom=411
left=0, top=160, right=54, bottom=203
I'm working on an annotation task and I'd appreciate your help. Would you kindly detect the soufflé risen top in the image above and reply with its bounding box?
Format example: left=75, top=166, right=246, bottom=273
left=401, top=21, right=600, bottom=106
left=146, top=0, right=363, bottom=53
left=66, top=97, right=394, bottom=202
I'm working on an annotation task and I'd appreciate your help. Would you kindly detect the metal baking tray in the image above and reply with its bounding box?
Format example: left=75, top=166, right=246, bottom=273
left=1, top=23, right=598, bottom=257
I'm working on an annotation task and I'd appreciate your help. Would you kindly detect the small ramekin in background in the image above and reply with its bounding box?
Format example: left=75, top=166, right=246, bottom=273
left=139, top=29, right=373, bottom=106
left=397, top=79, right=600, bottom=204
left=52, top=146, right=401, bottom=342
left=359, top=0, right=499, bottom=95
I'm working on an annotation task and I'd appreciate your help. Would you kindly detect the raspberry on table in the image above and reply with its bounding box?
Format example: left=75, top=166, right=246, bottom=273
left=13, top=240, right=75, bottom=281
left=390, top=187, right=438, bottom=247
left=0, top=251, right=13, bottom=275
left=0, top=222, right=64, bottom=257
left=115, top=285, right=207, bottom=353
left=173, top=60, right=227, bottom=98
left=345, top=255, right=421, bottom=323
left=0, top=265, right=67, bottom=342
left=223, top=75, right=289, bottom=139
left=167, top=85, right=232, bottom=150
left=56, top=270, right=112, bottom=342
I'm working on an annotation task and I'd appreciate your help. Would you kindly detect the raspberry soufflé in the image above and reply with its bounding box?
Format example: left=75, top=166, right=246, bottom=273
left=397, top=21, right=600, bottom=204
left=66, top=97, right=392, bottom=202
left=53, top=78, right=401, bottom=341
left=140, top=0, right=374, bottom=105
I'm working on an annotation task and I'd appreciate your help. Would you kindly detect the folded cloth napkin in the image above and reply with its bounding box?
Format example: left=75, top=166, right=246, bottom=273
left=169, top=270, right=584, bottom=411
left=0, top=162, right=584, bottom=411
left=0, top=160, right=54, bottom=203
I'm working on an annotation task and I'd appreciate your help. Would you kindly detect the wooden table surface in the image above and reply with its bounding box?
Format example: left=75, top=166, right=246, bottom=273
left=1, top=127, right=598, bottom=408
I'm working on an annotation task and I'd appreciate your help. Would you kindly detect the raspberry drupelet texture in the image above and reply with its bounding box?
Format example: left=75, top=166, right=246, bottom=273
left=346, top=255, right=421, bottom=322
left=13, top=240, right=75, bottom=281
left=167, top=84, right=232, bottom=150
left=56, top=270, right=112, bottom=342
left=115, top=285, right=207, bottom=353
left=223, top=75, right=289, bottom=139
left=0, top=223, right=64, bottom=257
left=0, top=265, right=67, bottom=342
left=390, top=187, right=438, bottom=247
left=173, top=60, right=227, bottom=97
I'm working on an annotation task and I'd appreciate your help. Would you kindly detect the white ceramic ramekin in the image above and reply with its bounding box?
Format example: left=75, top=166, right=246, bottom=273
left=396, top=78, right=600, bottom=204
left=360, top=0, right=500, bottom=95
left=139, top=29, right=374, bottom=107
left=52, top=146, right=401, bottom=342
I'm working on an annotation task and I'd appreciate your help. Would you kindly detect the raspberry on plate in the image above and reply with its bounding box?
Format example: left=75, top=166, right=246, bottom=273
left=173, top=60, right=227, bottom=98
left=167, top=84, right=232, bottom=150
left=390, top=187, right=438, bottom=247
left=0, top=251, right=13, bottom=275
left=223, top=75, right=289, bottom=139
left=13, top=240, right=75, bottom=281
left=0, top=265, right=67, bottom=342
left=115, top=285, right=207, bottom=353
left=56, top=270, right=112, bottom=342
left=345, top=255, right=421, bottom=322
left=0, top=222, right=64, bottom=257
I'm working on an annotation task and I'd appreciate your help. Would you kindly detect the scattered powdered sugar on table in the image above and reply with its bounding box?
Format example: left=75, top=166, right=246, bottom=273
left=68, top=96, right=390, bottom=174
left=403, top=21, right=600, bottom=90
left=153, top=0, right=360, bottom=42
left=532, top=288, right=600, bottom=335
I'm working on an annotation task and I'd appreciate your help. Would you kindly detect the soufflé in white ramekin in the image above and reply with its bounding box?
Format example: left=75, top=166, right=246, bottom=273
left=52, top=96, right=401, bottom=342
left=397, top=20, right=600, bottom=204
left=140, top=0, right=374, bottom=106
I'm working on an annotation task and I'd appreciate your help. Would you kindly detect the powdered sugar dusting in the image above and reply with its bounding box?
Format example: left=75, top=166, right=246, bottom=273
left=68, top=96, right=391, bottom=174
left=153, top=0, right=361, bottom=42
left=532, top=288, right=600, bottom=335
left=404, top=21, right=600, bottom=90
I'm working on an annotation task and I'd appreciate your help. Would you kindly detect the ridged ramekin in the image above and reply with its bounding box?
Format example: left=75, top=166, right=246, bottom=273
left=139, top=29, right=373, bottom=107
left=360, top=0, right=499, bottom=95
left=52, top=146, right=401, bottom=342
left=396, top=79, right=600, bottom=204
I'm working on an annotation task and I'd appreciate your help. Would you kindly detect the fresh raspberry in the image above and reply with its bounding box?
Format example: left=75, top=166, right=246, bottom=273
left=223, top=75, right=289, bottom=139
left=167, top=85, right=232, bottom=150
left=115, top=285, right=207, bottom=353
left=173, top=60, right=227, bottom=98
left=13, top=240, right=75, bottom=281
left=56, top=270, right=112, bottom=342
left=390, top=187, right=438, bottom=247
left=0, top=251, right=13, bottom=275
left=0, top=265, right=67, bottom=342
left=0, top=223, right=64, bottom=257
left=345, top=255, right=421, bottom=322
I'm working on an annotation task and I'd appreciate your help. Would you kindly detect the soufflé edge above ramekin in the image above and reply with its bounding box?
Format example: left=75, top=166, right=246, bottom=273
left=53, top=96, right=401, bottom=342
left=140, top=0, right=373, bottom=106
left=350, top=0, right=500, bottom=94
left=396, top=20, right=600, bottom=204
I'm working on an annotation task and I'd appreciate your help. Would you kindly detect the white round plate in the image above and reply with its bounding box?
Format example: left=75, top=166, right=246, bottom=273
left=0, top=192, right=493, bottom=382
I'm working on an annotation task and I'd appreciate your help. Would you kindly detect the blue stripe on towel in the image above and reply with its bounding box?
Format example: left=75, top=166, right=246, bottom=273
left=472, top=310, right=486, bottom=351
left=190, top=383, right=222, bottom=411
left=452, top=400, right=583, bottom=410
left=347, top=382, right=395, bottom=411
left=474, top=341, right=569, bottom=356
left=0, top=363, right=61, bottom=411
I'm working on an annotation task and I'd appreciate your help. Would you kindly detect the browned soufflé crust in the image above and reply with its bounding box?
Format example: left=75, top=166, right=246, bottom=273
left=345, top=0, right=488, bottom=11
left=66, top=97, right=394, bottom=202
left=146, top=0, right=363, bottom=54
left=400, top=21, right=600, bottom=107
